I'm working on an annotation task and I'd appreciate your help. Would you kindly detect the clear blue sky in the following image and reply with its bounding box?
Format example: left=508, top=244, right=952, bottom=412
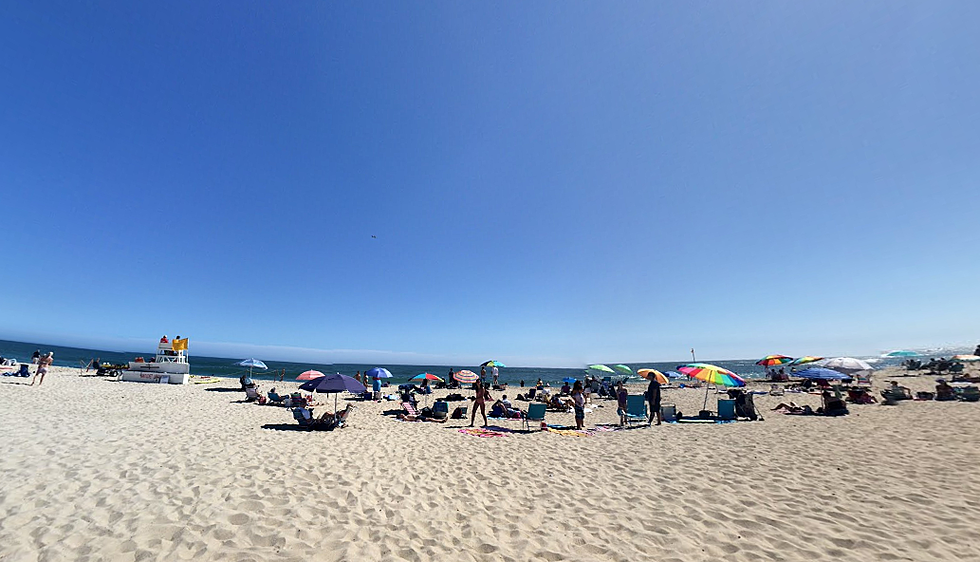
left=2, top=2, right=978, bottom=367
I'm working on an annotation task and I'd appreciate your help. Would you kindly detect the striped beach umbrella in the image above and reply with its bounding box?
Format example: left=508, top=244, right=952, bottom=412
left=636, top=369, right=669, bottom=384
left=952, top=355, right=980, bottom=362
left=453, top=369, right=479, bottom=384
left=677, top=363, right=746, bottom=387
left=410, top=373, right=444, bottom=382
left=789, top=356, right=824, bottom=366
left=296, top=370, right=325, bottom=381
left=678, top=363, right=747, bottom=412
left=756, top=355, right=794, bottom=366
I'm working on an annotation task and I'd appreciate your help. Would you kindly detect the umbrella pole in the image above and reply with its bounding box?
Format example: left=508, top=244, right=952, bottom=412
left=702, top=384, right=710, bottom=412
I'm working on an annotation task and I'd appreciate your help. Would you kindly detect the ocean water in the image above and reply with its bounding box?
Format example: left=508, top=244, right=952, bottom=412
left=0, top=339, right=932, bottom=386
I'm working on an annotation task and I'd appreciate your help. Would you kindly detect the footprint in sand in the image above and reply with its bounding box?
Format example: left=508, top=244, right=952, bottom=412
left=227, top=513, right=251, bottom=525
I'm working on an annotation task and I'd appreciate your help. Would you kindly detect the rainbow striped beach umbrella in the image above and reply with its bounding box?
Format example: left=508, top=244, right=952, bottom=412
left=789, top=356, right=824, bottom=366
left=756, top=355, right=794, bottom=366
left=677, top=363, right=746, bottom=387
left=411, top=373, right=444, bottom=382
left=677, top=363, right=746, bottom=412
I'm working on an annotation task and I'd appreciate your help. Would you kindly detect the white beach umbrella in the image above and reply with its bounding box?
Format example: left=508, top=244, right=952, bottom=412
left=822, top=357, right=874, bottom=375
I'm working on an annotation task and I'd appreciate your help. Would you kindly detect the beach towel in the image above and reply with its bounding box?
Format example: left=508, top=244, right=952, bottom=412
left=544, top=427, right=593, bottom=437
left=458, top=427, right=509, bottom=438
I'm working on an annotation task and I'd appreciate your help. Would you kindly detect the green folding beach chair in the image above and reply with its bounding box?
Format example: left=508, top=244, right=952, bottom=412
left=624, top=395, right=648, bottom=427
left=524, top=403, right=547, bottom=431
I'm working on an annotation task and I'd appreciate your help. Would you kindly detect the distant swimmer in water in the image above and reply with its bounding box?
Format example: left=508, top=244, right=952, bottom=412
left=371, top=235, right=377, bottom=239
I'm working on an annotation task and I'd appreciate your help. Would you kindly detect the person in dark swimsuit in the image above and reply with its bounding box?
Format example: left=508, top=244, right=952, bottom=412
left=646, top=377, right=662, bottom=425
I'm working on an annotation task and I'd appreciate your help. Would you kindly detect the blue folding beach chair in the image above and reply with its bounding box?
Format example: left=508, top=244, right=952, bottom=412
left=717, top=399, right=736, bottom=421
left=624, top=395, right=648, bottom=427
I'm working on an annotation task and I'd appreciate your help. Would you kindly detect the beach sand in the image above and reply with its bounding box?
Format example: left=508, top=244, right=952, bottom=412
left=2, top=365, right=979, bottom=561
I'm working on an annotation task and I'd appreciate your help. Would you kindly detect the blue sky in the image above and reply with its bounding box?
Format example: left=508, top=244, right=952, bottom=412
left=2, top=2, right=978, bottom=367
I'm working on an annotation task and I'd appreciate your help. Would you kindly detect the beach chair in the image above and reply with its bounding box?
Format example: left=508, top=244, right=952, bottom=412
left=433, top=400, right=449, bottom=420
left=717, top=399, right=736, bottom=421
left=769, top=384, right=784, bottom=396
left=624, top=395, right=648, bottom=427
left=660, top=403, right=678, bottom=423
left=524, top=403, right=547, bottom=431
left=267, top=390, right=287, bottom=405
left=292, top=408, right=315, bottom=429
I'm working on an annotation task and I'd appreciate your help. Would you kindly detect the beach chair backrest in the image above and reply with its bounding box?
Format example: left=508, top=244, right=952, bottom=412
left=626, top=394, right=647, bottom=418
left=526, top=403, right=547, bottom=421
left=718, top=398, right=736, bottom=420
left=433, top=400, right=449, bottom=414
left=403, top=402, right=419, bottom=416
left=660, top=403, right=677, bottom=422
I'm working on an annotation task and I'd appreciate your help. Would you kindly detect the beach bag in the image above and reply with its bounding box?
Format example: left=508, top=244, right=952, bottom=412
left=451, top=407, right=464, bottom=419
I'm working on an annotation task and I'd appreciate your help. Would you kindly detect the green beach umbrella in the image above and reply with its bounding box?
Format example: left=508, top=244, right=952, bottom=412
left=587, top=364, right=615, bottom=374
left=612, top=364, right=633, bottom=375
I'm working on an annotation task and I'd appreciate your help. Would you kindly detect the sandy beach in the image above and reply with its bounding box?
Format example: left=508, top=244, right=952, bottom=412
left=2, top=366, right=979, bottom=562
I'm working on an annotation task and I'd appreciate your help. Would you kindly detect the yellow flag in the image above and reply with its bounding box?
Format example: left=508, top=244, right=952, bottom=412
left=172, top=338, right=188, bottom=351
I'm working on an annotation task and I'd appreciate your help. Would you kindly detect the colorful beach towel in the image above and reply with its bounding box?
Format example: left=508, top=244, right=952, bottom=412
left=458, top=427, right=509, bottom=438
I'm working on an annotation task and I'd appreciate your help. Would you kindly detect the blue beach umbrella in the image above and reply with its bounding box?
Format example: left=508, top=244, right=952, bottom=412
left=366, top=367, right=392, bottom=379
left=237, top=358, right=268, bottom=377
left=884, top=350, right=920, bottom=358
left=299, top=373, right=367, bottom=412
left=794, top=367, right=848, bottom=380
left=663, top=371, right=684, bottom=379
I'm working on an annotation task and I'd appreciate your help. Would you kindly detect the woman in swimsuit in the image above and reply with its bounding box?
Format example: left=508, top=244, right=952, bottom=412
left=469, top=380, right=492, bottom=427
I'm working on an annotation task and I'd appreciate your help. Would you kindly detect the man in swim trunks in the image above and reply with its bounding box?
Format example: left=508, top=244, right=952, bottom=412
left=32, top=352, right=53, bottom=386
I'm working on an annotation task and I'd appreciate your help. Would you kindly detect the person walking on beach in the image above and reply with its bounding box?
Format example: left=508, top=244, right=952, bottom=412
left=571, top=381, right=586, bottom=430
left=646, top=376, right=662, bottom=426
left=32, top=352, right=53, bottom=386
left=469, top=380, right=491, bottom=427
left=491, top=365, right=499, bottom=387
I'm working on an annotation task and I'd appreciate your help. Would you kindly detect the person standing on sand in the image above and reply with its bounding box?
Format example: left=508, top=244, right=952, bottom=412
left=571, top=381, right=586, bottom=430
left=646, top=376, right=662, bottom=426
left=32, top=350, right=41, bottom=364
left=32, top=352, right=53, bottom=386
left=469, top=380, right=491, bottom=427
left=617, top=382, right=629, bottom=426
left=492, top=365, right=499, bottom=387
left=480, top=366, right=486, bottom=385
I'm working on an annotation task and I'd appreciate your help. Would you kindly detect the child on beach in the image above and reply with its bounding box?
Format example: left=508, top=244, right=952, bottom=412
left=616, top=382, right=629, bottom=426
left=571, top=381, right=585, bottom=430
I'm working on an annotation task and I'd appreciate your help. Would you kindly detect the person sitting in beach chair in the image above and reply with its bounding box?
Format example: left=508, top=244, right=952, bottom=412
left=729, top=389, right=760, bottom=421
left=245, top=386, right=267, bottom=404
left=932, top=379, right=956, bottom=401
left=881, top=381, right=912, bottom=404
left=267, top=388, right=288, bottom=405
left=818, top=390, right=848, bottom=416
left=846, top=387, right=876, bottom=404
